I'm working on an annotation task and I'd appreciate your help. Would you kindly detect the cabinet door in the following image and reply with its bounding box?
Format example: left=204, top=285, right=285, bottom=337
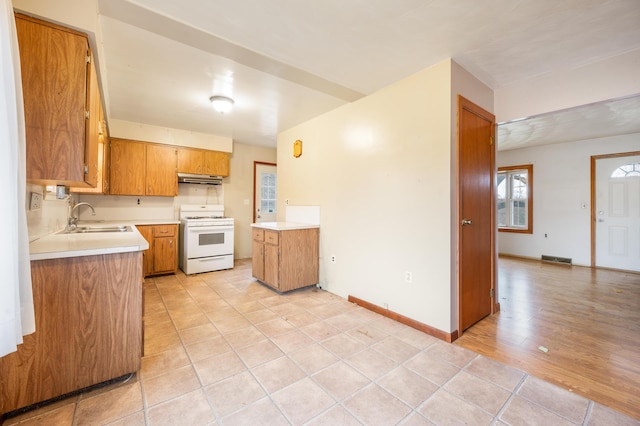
left=83, top=51, right=99, bottom=188
left=177, top=147, right=203, bottom=174
left=71, top=57, right=104, bottom=194
left=146, top=144, right=177, bottom=196
left=17, top=14, right=92, bottom=186
left=101, top=114, right=111, bottom=193
left=153, top=236, right=177, bottom=274
left=203, top=151, right=230, bottom=176
left=110, top=139, right=145, bottom=195
left=136, top=225, right=154, bottom=277
left=252, top=239, right=265, bottom=281
left=0, top=253, right=142, bottom=415
left=264, top=242, right=279, bottom=289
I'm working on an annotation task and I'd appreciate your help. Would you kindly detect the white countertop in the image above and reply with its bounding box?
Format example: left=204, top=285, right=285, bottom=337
left=29, top=220, right=164, bottom=261
left=251, top=222, right=319, bottom=231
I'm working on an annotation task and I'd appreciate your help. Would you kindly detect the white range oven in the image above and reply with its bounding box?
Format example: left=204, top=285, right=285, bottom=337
left=179, top=204, right=234, bottom=274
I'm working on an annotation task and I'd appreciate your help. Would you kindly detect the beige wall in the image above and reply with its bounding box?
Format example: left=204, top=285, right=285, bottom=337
left=12, top=0, right=97, bottom=33
left=277, top=59, right=492, bottom=334
left=225, top=143, right=277, bottom=259
left=109, top=120, right=233, bottom=152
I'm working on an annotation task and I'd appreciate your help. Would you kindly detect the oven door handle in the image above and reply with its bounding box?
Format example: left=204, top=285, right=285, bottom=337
left=188, top=226, right=234, bottom=233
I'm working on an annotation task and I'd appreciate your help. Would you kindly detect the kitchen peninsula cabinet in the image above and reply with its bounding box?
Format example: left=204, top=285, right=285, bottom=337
left=0, top=252, right=142, bottom=416
left=177, top=147, right=230, bottom=177
left=110, top=139, right=178, bottom=196
left=16, top=13, right=99, bottom=188
left=251, top=224, right=319, bottom=292
left=137, top=224, right=178, bottom=276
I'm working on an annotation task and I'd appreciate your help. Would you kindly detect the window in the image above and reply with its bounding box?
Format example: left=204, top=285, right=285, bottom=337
left=611, top=162, right=640, bottom=178
left=260, top=171, right=277, bottom=213
left=497, top=164, right=533, bottom=233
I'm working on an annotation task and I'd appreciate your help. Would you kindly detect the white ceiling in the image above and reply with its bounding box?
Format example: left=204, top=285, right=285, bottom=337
left=498, top=94, right=640, bottom=151
left=96, top=0, right=640, bottom=149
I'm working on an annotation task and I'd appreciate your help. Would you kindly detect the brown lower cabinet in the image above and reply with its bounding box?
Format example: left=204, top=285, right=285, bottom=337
left=137, top=224, right=178, bottom=277
left=0, top=251, right=143, bottom=417
left=252, top=226, right=319, bottom=292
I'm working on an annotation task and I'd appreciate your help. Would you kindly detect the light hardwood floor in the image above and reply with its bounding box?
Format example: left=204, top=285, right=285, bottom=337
left=455, top=256, right=640, bottom=420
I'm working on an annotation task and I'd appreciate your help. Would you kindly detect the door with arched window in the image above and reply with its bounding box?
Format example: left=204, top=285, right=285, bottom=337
left=593, top=153, right=640, bottom=272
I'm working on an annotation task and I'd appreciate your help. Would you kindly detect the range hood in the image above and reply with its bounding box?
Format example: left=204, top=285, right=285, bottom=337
left=177, top=173, right=223, bottom=185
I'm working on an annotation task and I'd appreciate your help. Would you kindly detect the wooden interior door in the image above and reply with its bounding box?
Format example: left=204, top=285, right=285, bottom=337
left=458, top=95, right=496, bottom=333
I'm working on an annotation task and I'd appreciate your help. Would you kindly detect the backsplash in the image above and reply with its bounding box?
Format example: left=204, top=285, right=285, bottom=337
left=26, top=183, right=68, bottom=241
left=26, top=183, right=224, bottom=241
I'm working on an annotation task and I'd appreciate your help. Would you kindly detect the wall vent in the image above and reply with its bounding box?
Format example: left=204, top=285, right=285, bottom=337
left=541, top=255, right=572, bottom=265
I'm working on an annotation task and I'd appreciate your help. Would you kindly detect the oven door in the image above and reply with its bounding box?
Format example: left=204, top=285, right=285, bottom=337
left=185, top=225, right=234, bottom=259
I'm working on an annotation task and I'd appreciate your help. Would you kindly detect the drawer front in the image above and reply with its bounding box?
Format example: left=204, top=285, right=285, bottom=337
left=252, top=228, right=264, bottom=242
left=153, top=224, right=176, bottom=237
left=264, top=230, right=279, bottom=245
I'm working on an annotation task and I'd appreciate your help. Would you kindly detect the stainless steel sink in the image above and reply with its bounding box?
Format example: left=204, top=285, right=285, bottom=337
left=59, top=225, right=132, bottom=234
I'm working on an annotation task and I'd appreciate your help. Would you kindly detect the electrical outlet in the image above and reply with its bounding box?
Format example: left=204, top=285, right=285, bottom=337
left=405, top=271, right=412, bottom=283
left=383, top=303, right=389, bottom=310
left=30, top=192, right=43, bottom=210
left=330, top=255, right=336, bottom=264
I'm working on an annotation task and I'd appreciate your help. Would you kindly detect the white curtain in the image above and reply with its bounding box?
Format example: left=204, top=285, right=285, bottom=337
left=0, top=0, right=35, bottom=358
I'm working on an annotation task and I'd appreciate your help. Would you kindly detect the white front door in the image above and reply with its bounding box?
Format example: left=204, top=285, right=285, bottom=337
left=254, top=162, right=277, bottom=223
left=595, top=154, right=640, bottom=272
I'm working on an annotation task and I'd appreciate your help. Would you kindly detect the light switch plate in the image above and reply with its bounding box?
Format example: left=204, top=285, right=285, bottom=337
left=30, top=192, right=43, bottom=210
left=56, top=185, right=66, bottom=199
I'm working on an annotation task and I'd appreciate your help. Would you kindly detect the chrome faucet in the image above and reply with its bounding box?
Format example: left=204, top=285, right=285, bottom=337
left=66, top=201, right=96, bottom=232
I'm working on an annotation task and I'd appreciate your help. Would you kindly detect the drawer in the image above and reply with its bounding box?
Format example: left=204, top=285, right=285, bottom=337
left=153, top=224, right=176, bottom=237
left=264, top=230, right=279, bottom=245
left=252, top=228, right=264, bottom=242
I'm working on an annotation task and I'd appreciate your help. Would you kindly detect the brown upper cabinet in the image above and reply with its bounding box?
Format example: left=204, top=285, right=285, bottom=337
left=110, top=139, right=145, bottom=195
left=16, top=13, right=98, bottom=188
left=146, top=144, right=178, bottom=196
left=177, top=147, right=230, bottom=177
left=110, top=139, right=178, bottom=196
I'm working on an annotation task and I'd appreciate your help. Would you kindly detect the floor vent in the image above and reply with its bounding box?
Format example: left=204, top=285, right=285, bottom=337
left=541, top=255, right=572, bottom=265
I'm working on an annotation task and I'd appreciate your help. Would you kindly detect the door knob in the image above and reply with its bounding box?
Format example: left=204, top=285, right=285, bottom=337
left=461, top=219, right=472, bottom=225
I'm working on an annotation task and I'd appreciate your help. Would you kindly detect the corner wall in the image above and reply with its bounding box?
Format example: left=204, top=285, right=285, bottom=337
left=277, top=59, right=492, bottom=334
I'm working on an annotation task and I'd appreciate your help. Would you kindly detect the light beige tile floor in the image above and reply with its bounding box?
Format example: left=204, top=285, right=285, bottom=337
left=4, top=259, right=639, bottom=425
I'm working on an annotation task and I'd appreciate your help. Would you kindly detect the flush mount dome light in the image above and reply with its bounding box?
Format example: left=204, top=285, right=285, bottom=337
left=209, top=95, right=234, bottom=114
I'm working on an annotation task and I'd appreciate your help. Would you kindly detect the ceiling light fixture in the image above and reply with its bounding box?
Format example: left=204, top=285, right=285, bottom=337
left=209, top=95, right=234, bottom=114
